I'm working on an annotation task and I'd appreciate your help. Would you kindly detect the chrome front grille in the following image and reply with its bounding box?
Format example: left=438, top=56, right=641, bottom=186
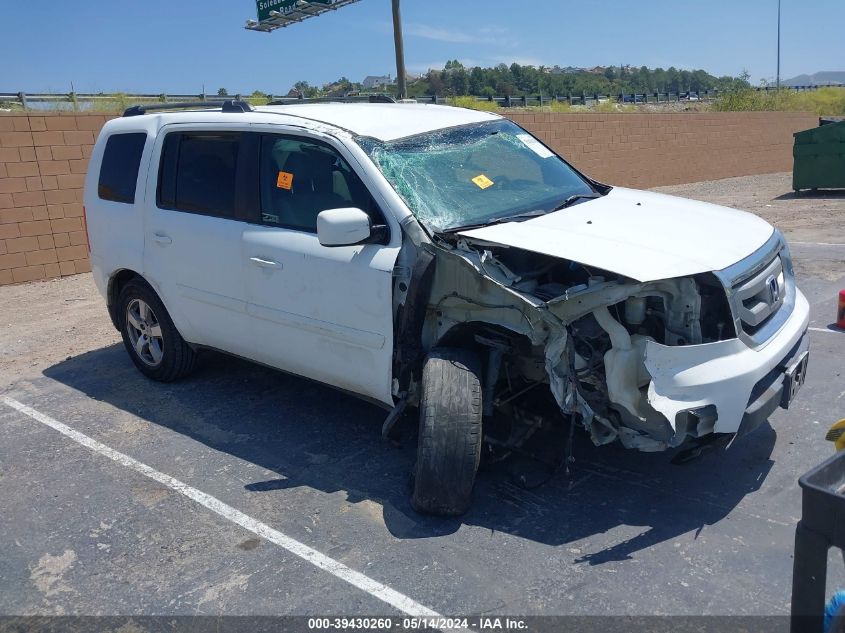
left=733, top=254, right=785, bottom=334
left=714, top=231, right=796, bottom=348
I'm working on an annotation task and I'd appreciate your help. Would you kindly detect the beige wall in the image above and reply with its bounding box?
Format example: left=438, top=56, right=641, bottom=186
left=505, top=111, right=816, bottom=188
left=0, top=110, right=817, bottom=286
left=0, top=113, right=109, bottom=285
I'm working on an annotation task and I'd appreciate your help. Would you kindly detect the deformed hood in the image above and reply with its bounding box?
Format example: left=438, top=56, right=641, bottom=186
left=458, top=187, right=774, bottom=282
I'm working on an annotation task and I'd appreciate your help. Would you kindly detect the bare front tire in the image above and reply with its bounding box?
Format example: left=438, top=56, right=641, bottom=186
left=411, top=348, right=483, bottom=516
left=118, top=279, right=196, bottom=382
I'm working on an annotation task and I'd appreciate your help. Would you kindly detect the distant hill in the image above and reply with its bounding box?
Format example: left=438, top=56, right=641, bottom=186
left=783, top=71, right=845, bottom=86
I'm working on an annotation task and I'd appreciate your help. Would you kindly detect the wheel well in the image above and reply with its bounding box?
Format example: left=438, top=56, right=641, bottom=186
left=107, top=269, right=141, bottom=329
left=435, top=321, right=532, bottom=356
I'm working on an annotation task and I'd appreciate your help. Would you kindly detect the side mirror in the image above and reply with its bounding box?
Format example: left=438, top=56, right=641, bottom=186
left=316, top=207, right=373, bottom=247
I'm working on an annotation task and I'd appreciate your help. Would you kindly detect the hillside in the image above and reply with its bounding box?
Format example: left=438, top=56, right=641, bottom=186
left=783, top=71, right=845, bottom=86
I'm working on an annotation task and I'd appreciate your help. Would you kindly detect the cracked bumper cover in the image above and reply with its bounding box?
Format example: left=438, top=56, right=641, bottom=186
left=643, top=287, right=810, bottom=438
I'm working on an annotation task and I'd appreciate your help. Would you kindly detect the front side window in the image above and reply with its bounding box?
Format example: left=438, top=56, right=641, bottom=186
left=361, top=119, right=596, bottom=232
left=158, top=132, right=240, bottom=219
left=259, top=135, right=379, bottom=233
left=98, top=132, right=147, bottom=204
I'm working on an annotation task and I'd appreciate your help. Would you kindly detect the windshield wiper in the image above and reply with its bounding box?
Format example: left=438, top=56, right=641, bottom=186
left=551, top=193, right=601, bottom=212
left=440, top=209, right=548, bottom=234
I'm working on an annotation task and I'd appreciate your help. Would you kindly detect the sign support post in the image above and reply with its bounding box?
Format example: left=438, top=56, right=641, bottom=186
left=392, top=0, right=407, bottom=99
left=246, top=0, right=408, bottom=100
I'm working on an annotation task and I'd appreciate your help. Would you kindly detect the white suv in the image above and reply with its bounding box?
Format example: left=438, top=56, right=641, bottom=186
left=84, top=100, right=810, bottom=515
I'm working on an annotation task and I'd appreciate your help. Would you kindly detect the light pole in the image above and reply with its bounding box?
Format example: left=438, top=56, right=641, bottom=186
left=776, top=0, right=781, bottom=90
left=392, top=0, right=407, bottom=99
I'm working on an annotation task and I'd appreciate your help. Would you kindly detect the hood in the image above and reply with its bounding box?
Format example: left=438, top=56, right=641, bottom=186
left=458, top=187, right=774, bottom=282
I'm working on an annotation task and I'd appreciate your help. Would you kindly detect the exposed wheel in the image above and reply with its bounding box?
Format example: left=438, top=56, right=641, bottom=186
left=118, top=278, right=196, bottom=382
left=411, top=348, right=483, bottom=516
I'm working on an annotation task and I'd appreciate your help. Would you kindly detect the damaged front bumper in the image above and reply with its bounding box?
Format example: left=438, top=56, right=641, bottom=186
left=644, top=287, right=810, bottom=445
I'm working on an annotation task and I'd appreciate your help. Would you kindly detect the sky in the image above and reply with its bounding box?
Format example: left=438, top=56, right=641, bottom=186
left=1, top=0, right=842, bottom=95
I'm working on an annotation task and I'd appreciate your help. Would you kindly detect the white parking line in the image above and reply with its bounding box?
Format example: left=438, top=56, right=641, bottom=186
left=792, top=242, right=845, bottom=247
left=0, top=395, right=441, bottom=619
left=809, top=327, right=844, bottom=335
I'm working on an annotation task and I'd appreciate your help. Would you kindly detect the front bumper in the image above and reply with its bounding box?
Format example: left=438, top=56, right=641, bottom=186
left=644, top=288, right=810, bottom=439
left=735, top=332, right=809, bottom=439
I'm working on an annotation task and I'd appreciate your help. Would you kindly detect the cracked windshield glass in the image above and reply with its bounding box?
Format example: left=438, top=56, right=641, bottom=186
left=362, top=119, right=596, bottom=232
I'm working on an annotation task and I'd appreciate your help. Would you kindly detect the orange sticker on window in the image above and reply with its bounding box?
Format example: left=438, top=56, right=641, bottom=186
left=276, top=171, right=294, bottom=190
left=472, top=174, right=494, bottom=190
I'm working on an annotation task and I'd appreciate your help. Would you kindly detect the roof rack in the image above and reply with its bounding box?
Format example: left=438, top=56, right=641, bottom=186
left=122, top=100, right=255, bottom=117
left=268, top=94, right=396, bottom=106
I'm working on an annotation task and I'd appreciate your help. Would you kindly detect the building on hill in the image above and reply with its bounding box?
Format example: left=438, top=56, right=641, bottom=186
left=550, top=66, right=582, bottom=74
left=362, top=75, right=395, bottom=89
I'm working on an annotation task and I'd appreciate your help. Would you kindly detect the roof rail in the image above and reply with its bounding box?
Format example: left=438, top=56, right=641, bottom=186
left=122, top=100, right=255, bottom=117
left=268, top=94, right=396, bottom=106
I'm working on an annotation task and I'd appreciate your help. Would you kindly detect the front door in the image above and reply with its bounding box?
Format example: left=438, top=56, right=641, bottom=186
left=242, top=132, right=400, bottom=404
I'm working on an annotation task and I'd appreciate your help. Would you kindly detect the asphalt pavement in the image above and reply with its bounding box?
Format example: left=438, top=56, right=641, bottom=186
left=1, top=210, right=845, bottom=623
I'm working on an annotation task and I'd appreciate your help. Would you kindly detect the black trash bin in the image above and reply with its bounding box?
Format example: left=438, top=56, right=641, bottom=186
left=791, top=450, right=845, bottom=633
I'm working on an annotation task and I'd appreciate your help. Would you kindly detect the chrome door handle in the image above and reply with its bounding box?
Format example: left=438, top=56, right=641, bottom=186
left=153, top=233, right=172, bottom=245
left=250, top=256, right=280, bottom=269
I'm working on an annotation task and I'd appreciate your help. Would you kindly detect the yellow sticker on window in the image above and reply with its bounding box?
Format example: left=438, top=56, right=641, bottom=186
left=276, top=171, right=294, bottom=190
left=472, top=174, right=494, bottom=189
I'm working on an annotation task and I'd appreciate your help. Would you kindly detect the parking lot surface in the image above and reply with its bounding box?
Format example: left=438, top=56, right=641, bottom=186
left=1, top=172, right=844, bottom=618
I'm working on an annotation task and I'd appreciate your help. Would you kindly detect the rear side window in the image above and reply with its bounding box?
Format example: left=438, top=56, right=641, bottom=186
left=158, top=132, right=240, bottom=219
left=98, top=133, right=147, bottom=204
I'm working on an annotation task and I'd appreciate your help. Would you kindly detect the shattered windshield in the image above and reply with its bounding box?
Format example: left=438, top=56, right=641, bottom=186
left=360, top=120, right=596, bottom=232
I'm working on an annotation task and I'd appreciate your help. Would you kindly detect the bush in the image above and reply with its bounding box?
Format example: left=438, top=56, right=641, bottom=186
left=714, top=87, right=845, bottom=115
left=447, top=96, right=500, bottom=112
left=547, top=100, right=572, bottom=113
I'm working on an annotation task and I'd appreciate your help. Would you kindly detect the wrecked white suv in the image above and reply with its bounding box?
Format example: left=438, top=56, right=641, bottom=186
left=85, top=101, right=810, bottom=516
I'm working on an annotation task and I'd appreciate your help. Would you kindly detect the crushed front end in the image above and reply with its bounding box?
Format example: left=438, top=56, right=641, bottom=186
left=423, top=230, right=809, bottom=453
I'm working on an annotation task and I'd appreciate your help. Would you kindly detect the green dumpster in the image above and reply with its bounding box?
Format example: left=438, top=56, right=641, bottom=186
left=793, top=119, right=845, bottom=191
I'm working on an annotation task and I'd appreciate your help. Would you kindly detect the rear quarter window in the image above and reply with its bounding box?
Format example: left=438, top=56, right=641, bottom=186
left=98, top=132, right=147, bottom=204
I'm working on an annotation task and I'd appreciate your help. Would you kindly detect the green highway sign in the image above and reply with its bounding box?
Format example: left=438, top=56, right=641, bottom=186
left=256, top=0, right=334, bottom=22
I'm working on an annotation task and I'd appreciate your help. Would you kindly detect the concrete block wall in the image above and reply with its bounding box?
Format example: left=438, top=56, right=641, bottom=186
left=0, top=113, right=110, bottom=285
left=0, top=110, right=817, bottom=286
left=506, top=111, right=816, bottom=188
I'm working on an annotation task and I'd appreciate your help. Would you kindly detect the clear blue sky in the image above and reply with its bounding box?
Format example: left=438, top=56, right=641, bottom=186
left=1, top=0, right=842, bottom=94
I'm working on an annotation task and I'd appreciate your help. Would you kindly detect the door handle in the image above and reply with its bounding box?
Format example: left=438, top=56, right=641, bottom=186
left=153, top=233, right=172, bottom=245
left=250, top=256, right=281, bottom=269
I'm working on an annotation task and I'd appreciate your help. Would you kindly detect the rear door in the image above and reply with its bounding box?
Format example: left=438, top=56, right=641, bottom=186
left=241, top=130, right=400, bottom=405
left=143, top=125, right=255, bottom=358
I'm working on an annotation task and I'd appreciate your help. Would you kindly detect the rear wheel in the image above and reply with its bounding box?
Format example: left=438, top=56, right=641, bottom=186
left=411, top=348, right=483, bottom=516
left=118, top=279, right=196, bottom=382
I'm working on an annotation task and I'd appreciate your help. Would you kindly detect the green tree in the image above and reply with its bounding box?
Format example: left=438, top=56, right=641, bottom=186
left=293, top=80, right=320, bottom=98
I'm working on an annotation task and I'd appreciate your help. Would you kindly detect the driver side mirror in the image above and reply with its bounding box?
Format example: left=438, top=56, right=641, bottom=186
left=317, top=208, right=387, bottom=247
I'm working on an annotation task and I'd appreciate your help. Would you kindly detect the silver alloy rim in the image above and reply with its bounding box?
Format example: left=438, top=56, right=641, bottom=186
left=126, top=298, right=164, bottom=367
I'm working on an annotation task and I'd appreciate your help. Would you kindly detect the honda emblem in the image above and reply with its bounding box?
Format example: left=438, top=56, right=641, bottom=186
left=767, top=275, right=780, bottom=304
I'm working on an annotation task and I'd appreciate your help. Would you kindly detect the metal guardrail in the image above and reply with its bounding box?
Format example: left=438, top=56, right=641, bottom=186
left=0, top=92, right=244, bottom=111
left=417, top=85, right=833, bottom=107
left=0, top=84, right=838, bottom=111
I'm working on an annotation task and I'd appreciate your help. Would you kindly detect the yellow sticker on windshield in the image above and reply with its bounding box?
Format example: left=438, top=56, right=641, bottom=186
left=472, top=174, right=494, bottom=190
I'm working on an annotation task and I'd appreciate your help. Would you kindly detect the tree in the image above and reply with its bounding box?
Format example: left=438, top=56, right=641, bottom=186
left=469, top=66, right=484, bottom=94
left=217, top=88, right=228, bottom=97
left=287, top=62, right=745, bottom=99
left=248, top=90, right=269, bottom=105
left=293, top=80, right=320, bottom=98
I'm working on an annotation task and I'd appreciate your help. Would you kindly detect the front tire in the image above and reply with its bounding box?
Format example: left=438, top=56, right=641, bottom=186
left=411, top=348, right=483, bottom=516
left=118, top=279, right=196, bottom=382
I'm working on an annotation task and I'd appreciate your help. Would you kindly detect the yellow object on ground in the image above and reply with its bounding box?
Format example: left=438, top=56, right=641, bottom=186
left=826, top=418, right=845, bottom=451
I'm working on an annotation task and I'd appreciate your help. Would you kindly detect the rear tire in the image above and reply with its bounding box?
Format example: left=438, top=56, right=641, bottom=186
left=118, top=278, right=196, bottom=382
left=411, top=348, right=483, bottom=516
